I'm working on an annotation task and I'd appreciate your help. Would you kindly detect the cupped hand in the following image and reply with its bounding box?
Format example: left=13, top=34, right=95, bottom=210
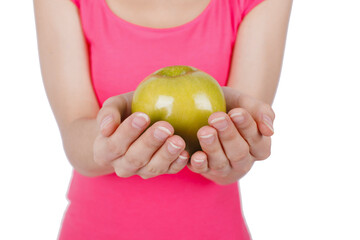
left=94, top=94, right=189, bottom=179
left=187, top=87, right=275, bottom=185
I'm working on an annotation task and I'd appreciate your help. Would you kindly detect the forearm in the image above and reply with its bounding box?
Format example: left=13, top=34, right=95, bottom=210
left=227, top=74, right=279, bottom=106
left=227, top=0, right=293, bottom=106
left=61, top=117, right=114, bottom=177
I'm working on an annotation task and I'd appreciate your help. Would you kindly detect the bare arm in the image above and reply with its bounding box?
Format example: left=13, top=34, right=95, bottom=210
left=227, top=0, right=293, bottom=105
left=188, top=0, right=293, bottom=184
left=33, top=0, right=188, bottom=178
left=33, top=0, right=117, bottom=176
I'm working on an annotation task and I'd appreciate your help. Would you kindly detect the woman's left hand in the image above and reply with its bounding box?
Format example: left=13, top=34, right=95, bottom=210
left=187, top=87, right=275, bottom=185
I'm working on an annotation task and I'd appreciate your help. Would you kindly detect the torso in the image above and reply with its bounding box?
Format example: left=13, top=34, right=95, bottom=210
left=60, top=0, right=253, bottom=238
left=105, top=0, right=212, bottom=28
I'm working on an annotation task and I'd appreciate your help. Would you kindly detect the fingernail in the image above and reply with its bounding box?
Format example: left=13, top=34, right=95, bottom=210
left=167, top=141, right=182, bottom=154
left=263, top=114, right=274, bottom=132
left=193, top=157, right=205, bottom=164
left=132, top=113, right=149, bottom=129
left=210, top=116, right=228, bottom=131
left=177, top=155, right=188, bottom=162
left=101, top=115, right=113, bottom=130
left=154, top=126, right=171, bottom=140
left=230, top=112, right=245, bottom=124
left=199, top=133, right=215, bottom=145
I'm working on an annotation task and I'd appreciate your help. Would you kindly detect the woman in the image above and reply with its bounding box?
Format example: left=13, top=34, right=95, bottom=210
left=33, top=0, right=292, bottom=239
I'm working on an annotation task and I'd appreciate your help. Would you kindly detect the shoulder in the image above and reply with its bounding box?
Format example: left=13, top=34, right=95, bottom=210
left=211, top=0, right=266, bottom=24
left=236, top=0, right=266, bottom=20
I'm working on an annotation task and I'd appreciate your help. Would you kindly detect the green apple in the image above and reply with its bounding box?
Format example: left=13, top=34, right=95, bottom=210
left=132, top=65, right=226, bottom=154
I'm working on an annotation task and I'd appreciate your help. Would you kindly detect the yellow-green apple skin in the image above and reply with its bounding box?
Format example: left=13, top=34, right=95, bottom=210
left=132, top=65, right=226, bottom=154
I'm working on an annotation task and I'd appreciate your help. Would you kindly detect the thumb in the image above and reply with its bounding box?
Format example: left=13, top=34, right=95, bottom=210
left=222, top=87, right=275, bottom=136
left=97, top=95, right=128, bottom=137
left=256, top=109, right=275, bottom=137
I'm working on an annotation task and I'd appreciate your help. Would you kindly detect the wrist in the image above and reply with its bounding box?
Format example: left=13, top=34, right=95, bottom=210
left=62, top=117, right=114, bottom=177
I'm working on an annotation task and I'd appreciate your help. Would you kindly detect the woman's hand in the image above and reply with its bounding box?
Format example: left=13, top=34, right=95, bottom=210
left=94, top=94, right=189, bottom=179
left=187, top=87, right=275, bottom=185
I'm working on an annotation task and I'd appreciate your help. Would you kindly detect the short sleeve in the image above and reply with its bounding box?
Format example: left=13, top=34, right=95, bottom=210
left=239, top=0, right=265, bottom=20
left=69, top=0, right=80, bottom=9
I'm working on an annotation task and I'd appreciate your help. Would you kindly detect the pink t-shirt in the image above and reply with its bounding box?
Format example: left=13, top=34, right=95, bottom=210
left=59, top=0, right=265, bottom=239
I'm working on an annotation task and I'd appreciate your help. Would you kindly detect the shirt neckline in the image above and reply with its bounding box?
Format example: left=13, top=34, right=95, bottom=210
left=102, top=0, right=215, bottom=33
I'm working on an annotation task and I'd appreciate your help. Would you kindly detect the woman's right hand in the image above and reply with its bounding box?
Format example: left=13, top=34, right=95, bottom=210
left=93, top=94, right=189, bottom=179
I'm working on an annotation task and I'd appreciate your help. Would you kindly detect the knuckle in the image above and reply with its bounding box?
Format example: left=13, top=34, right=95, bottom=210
left=211, top=161, right=228, bottom=171
left=147, top=166, right=166, bottom=176
left=127, top=155, right=146, bottom=168
left=231, top=149, right=249, bottom=163
left=107, top=138, right=125, bottom=156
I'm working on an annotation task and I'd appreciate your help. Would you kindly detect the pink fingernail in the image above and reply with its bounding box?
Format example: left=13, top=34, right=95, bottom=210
left=199, top=133, right=215, bottom=145
left=210, top=117, right=228, bottom=131
left=193, top=158, right=205, bottom=164
left=100, top=115, right=113, bottom=130
left=230, top=112, right=245, bottom=124
left=263, top=115, right=274, bottom=132
left=132, top=113, right=149, bottom=129
left=154, top=126, right=171, bottom=140
left=167, top=141, right=182, bottom=154
left=177, top=155, right=188, bottom=162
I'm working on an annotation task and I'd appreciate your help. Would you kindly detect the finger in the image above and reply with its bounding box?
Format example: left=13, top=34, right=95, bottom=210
left=97, top=95, right=128, bottom=137
left=237, top=94, right=275, bottom=137
left=257, top=110, right=275, bottom=137
left=229, top=108, right=271, bottom=160
left=188, top=151, right=209, bottom=174
left=197, top=126, right=231, bottom=176
left=208, top=112, right=252, bottom=170
left=137, top=135, right=186, bottom=179
left=94, top=112, right=150, bottom=166
left=119, top=121, right=174, bottom=173
left=167, top=151, right=190, bottom=174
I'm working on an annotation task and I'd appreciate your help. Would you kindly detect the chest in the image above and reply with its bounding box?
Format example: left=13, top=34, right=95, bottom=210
left=105, top=0, right=211, bottom=28
left=83, top=0, right=238, bottom=105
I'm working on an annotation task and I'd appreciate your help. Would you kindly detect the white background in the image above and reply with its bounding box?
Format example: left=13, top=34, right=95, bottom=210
left=1, top=0, right=359, bottom=239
